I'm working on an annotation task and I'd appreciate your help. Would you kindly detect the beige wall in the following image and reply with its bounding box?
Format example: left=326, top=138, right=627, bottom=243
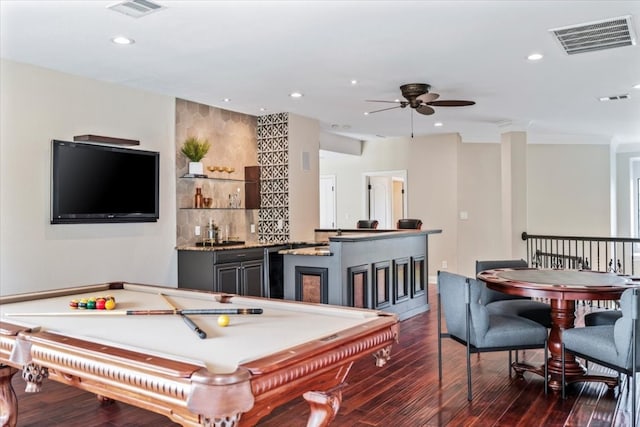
left=457, top=142, right=503, bottom=274
left=321, top=134, right=618, bottom=279
left=408, top=134, right=460, bottom=275
left=527, top=144, right=610, bottom=237
left=288, top=114, right=320, bottom=242
left=616, top=150, right=640, bottom=237
left=0, top=59, right=177, bottom=295
left=2, top=59, right=634, bottom=295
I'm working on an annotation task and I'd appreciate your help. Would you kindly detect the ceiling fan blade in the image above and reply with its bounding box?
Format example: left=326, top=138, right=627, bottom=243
left=416, top=93, right=440, bottom=103
left=427, top=100, right=476, bottom=107
left=366, top=105, right=402, bottom=114
left=416, top=105, right=435, bottom=115
left=366, top=99, right=402, bottom=104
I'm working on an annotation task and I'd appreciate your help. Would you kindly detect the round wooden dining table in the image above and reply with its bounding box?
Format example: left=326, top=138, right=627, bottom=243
left=477, top=268, right=633, bottom=392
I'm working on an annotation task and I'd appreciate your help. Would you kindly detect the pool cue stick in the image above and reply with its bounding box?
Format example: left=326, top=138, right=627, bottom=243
left=180, top=314, right=207, bottom=339
left=159, top=294, right=206, bottom=340
left=4, top=308, right=263, bottom=317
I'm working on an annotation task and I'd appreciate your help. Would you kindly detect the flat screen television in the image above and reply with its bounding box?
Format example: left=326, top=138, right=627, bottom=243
left=51, top=140, right=159, bottom=224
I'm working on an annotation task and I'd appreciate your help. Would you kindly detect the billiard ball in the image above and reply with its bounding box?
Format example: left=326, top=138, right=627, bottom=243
left=217, top=315, right=230, bottom=327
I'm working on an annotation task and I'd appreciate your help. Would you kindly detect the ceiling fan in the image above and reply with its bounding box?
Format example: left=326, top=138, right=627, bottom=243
left=366, top=83, right=475, bottom=116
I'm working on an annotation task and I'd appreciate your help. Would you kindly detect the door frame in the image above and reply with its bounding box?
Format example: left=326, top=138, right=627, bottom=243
left=319, top=174, right=337, bottom=229
left=362, top=170, right=408, bottom=228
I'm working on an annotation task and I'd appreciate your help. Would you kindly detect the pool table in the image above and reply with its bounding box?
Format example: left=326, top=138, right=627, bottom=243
left=0, top=282, right=399, bottom=426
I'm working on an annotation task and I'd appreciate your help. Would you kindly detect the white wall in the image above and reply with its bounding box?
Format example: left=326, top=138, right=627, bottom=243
left=0, top=59, right=177, bottom=295
left=319, top=137, right=411, bottom=228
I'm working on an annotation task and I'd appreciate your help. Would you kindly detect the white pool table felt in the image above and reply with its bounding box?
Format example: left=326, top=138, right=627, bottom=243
left=0, top=284, right=379, bottom=373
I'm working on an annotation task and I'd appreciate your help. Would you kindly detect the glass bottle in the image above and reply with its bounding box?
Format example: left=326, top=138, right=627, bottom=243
left=194, top=187, right=203, bottom=208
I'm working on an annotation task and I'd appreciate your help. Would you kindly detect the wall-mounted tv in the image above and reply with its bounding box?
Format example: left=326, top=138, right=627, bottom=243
left=51, top=140, right=159, bottom=224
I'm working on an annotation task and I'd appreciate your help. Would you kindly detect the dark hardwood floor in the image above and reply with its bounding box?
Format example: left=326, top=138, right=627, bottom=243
left=10, top=285, right=636, bottom=426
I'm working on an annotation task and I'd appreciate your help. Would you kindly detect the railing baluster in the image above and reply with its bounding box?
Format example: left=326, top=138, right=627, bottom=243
left=521, top=232, right=640, bottom=276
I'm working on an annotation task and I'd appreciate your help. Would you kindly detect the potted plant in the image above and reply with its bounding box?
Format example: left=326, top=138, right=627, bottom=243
left=181, top=136, right=210, bottom=175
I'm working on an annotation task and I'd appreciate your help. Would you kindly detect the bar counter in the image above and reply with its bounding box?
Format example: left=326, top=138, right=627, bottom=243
left=281, top=229, right=442, bottom=320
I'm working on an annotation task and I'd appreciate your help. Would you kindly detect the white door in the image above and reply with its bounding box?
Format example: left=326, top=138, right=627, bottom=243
left=368, top=176, right=392, bottom=228
left=319, top=175, right=336, bottom=228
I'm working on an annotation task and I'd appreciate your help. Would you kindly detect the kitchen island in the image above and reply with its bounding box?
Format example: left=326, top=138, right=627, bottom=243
left=280, top=229, right=442, bottom=320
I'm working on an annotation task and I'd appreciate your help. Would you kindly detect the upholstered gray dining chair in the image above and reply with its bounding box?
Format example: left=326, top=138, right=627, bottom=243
left=584, top=308, right=622, bottom=326
left=476, top=259, right=552, bottom=328
left=437, top=271, right=548, bottom=400
left=562, top=288, right=640, bottom=426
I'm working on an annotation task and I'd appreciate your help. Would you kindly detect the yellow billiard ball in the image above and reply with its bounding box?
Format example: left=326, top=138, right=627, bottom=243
left=217, top=314, right=230, bottom=327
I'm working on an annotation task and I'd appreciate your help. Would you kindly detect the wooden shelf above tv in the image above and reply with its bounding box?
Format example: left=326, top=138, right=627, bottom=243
left=73, top=134, right=140, bottom=146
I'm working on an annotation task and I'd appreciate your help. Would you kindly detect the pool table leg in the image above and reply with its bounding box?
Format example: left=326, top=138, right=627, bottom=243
left=21, top=363, right=49, bottom=393
left=0, top=365, right=18, bottom=427
left=373, top=345, right=393, bottom=367
left=303, top=385, right=344, bottom=427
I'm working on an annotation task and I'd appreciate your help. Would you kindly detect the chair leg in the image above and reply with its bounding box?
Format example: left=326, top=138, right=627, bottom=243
left=544, top=340, right=548, bottom=396
left=632, top=372, right=636, bottom=427
left=561, top=343, right=566, bottom=400
left=437, top=292, right=443, bottom=382
left=508, top=351, right=512, bottom=376
left=467, top=345, right=472, bottom=401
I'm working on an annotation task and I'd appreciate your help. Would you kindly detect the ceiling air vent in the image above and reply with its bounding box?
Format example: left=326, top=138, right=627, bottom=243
left=108, top=0, right=164, bottom=18
left=550, top=15, right=636, bottom=55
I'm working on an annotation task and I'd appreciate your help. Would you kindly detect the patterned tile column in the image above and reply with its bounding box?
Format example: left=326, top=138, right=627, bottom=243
left=257, top=113, right=289, bottom=242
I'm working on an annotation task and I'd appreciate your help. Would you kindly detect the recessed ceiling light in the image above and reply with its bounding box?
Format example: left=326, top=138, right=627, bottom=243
left=223, top=98, right=230, bottom=102
left=527, top=53, right=543, bottom=61
left=351, top=79, right=358, bottom=85
left=289, top=92, right=303, bottom=98
left=434, top=122, right=443, bottom=127
left=364, top=112, right=370, bottom=116
left=259, top=107, right=266, bottom=112
left=111, top=36, right=135, bottom=45
left=634, top=83, right=640, bottom=89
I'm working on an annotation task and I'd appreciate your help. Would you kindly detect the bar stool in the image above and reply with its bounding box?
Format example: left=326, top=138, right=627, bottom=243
left=356, top=220, right=379, bottom=229
left=397, top=219, right=422, bottom=229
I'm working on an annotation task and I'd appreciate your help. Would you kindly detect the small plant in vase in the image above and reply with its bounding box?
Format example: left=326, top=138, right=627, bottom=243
left=181, top=136, right=210, bottom=175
